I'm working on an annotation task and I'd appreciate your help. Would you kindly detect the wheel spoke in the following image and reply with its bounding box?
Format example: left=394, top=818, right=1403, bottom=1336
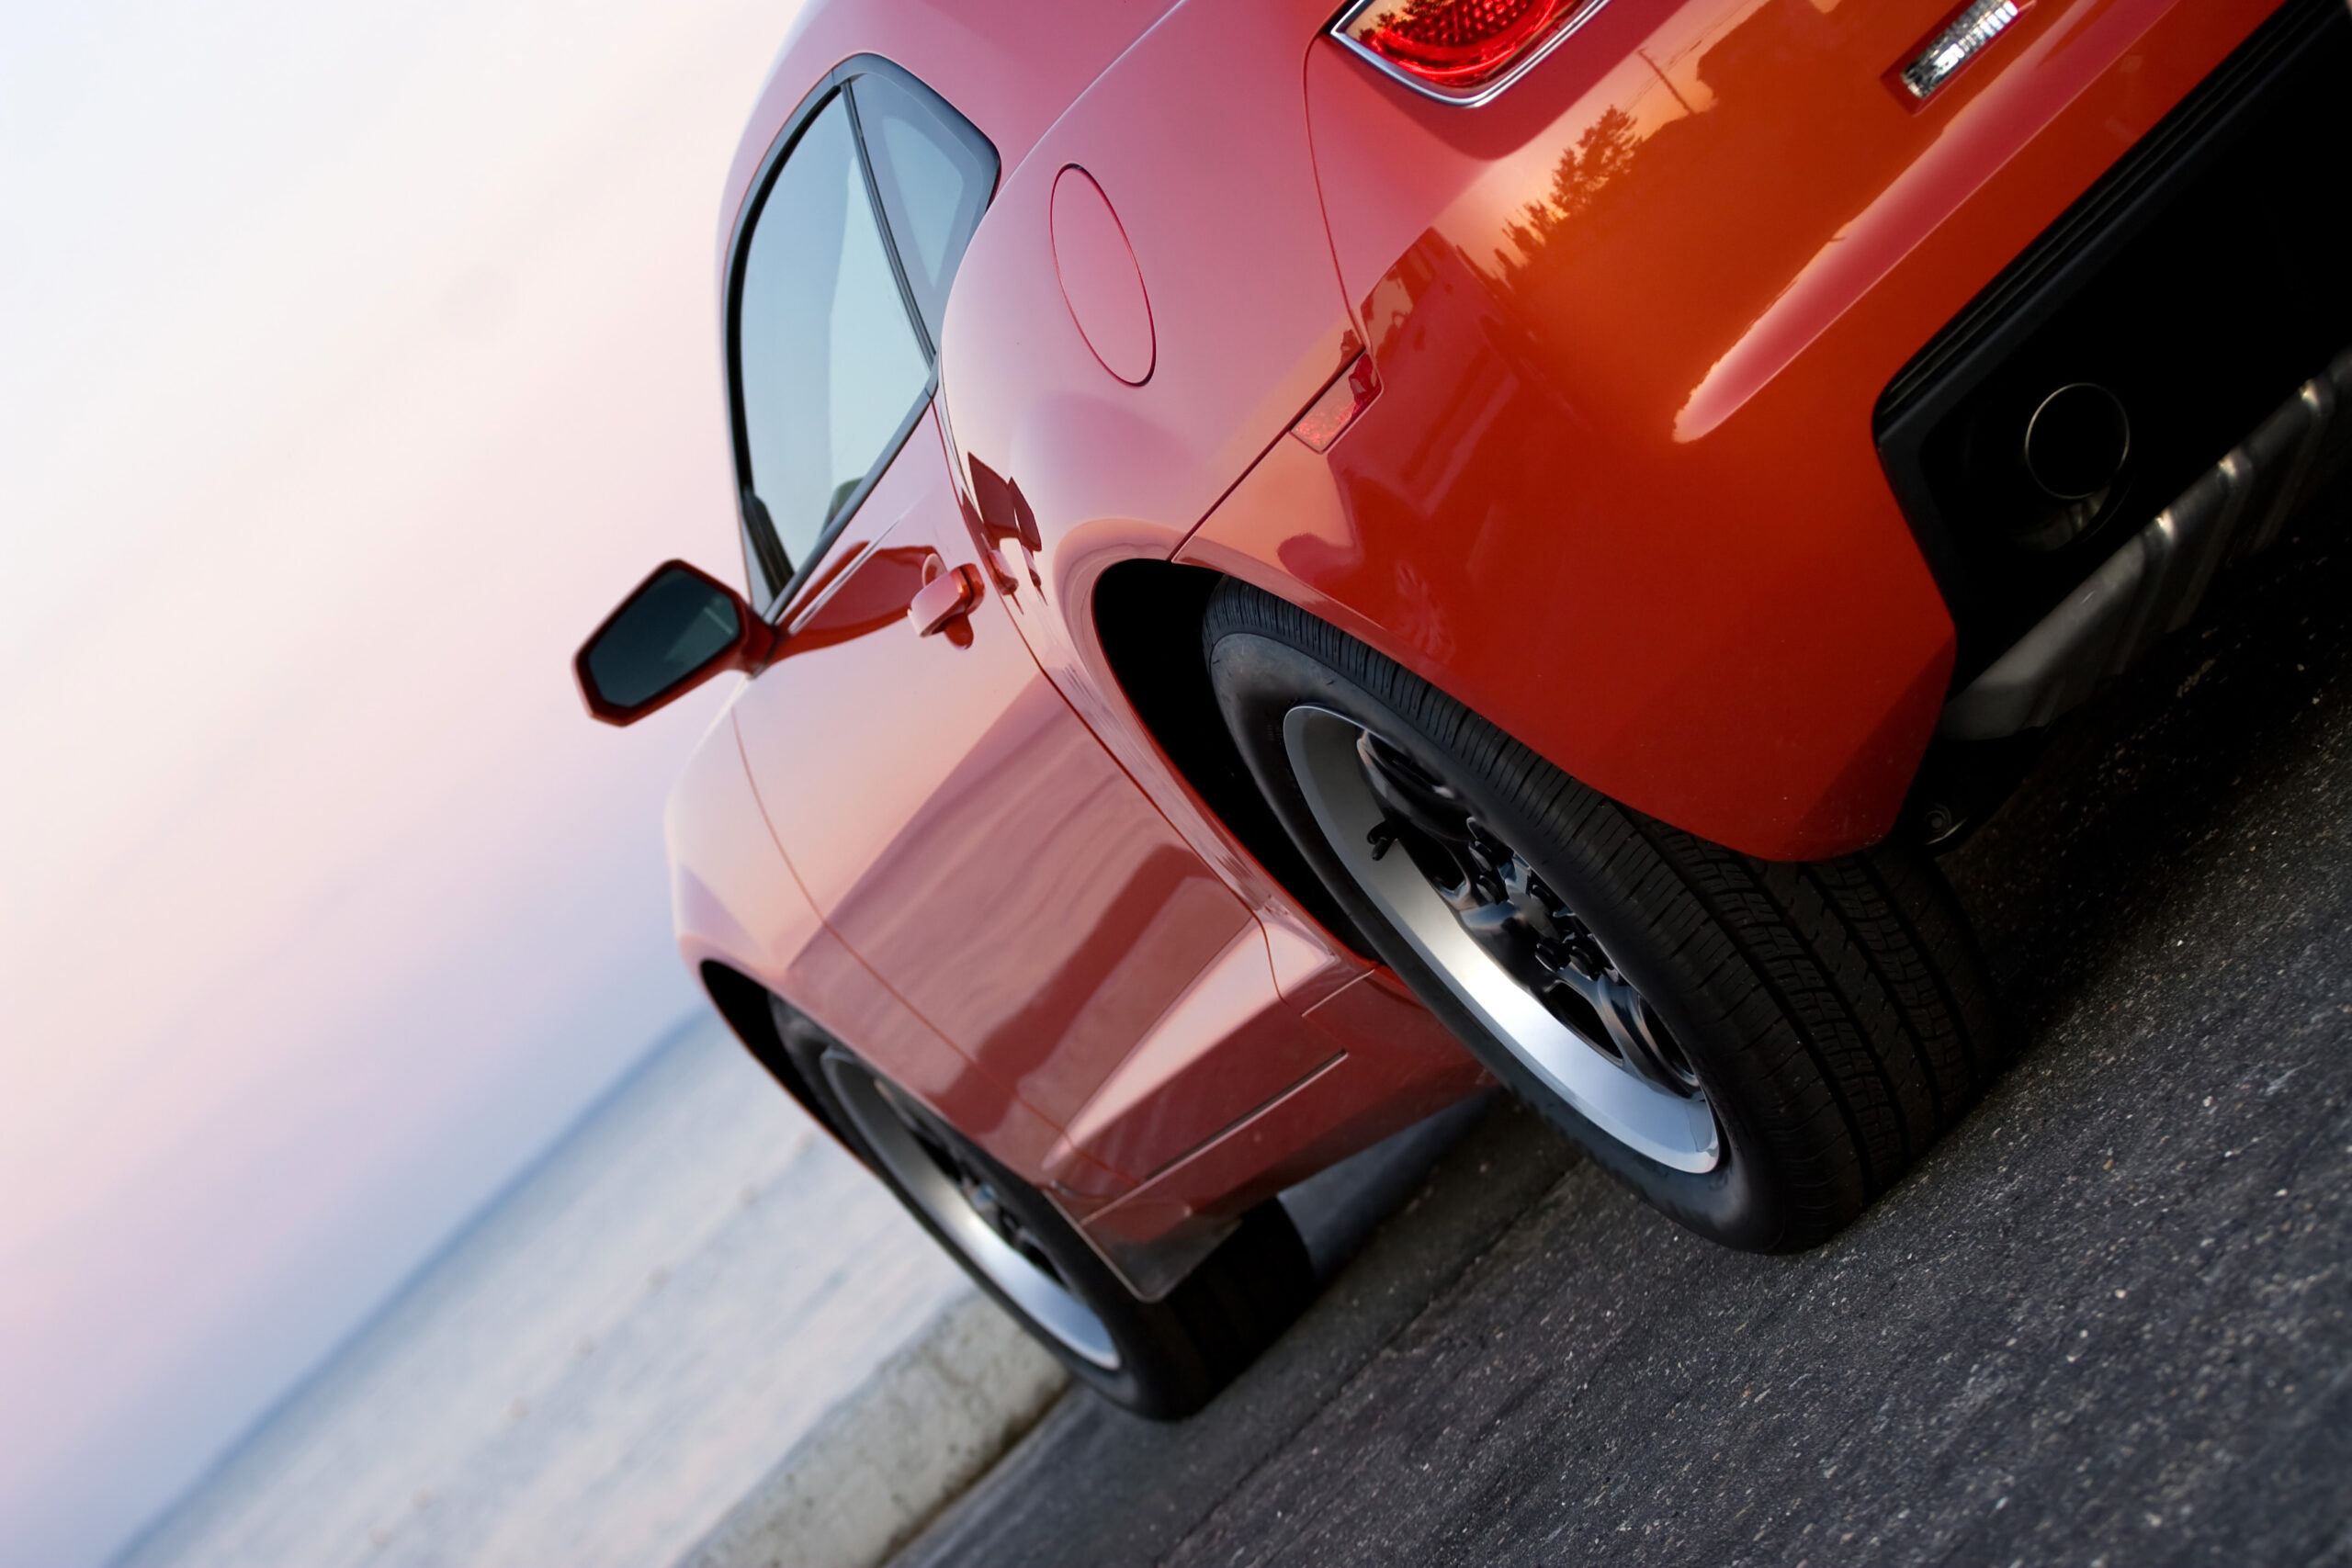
left=1345, top=719, right=1713, bottom=1108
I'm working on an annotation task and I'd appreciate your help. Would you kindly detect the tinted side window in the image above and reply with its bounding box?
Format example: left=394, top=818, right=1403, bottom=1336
left=735, top=94, right=932, bottom=602
left=851, top=73, right=997, bottom=348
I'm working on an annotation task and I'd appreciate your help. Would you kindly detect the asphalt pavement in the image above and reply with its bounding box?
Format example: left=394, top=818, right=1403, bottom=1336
left=892, top=478, right=2352, bottom=1568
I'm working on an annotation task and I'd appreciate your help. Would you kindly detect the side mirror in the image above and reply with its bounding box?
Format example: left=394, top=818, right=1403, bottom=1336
left=573, top=560, right=776, bottom=726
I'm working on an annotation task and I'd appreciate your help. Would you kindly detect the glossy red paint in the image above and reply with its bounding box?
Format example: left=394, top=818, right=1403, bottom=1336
left=727, top=408, right=1377, bottom=1207
left=929, top=0, right=1392, bottom=1029
left=935, top=0, right=1365, bottom=671
left=595, top=0, right=2296, bottom=1274
left=1080, top=966, right=1492, bottom=1257
left=1051, top=924, right=1336, bottom=1180
left=667, top=697, right=1078, bottom=1184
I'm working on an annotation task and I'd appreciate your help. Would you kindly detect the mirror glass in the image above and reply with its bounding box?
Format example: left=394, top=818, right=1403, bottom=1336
left=584, top=567, right=741, bottom=710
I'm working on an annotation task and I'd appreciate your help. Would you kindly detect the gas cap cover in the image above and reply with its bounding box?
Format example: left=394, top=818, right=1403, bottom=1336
left=1050, top=165, right=1155, bottom=386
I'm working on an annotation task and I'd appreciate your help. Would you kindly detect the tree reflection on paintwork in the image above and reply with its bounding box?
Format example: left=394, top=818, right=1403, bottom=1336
left=1500, top=104, right=1642, bottom=266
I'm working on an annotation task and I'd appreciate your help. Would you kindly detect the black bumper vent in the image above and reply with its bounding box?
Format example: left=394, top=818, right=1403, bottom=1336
left=1874, top=0, right=2352, bottom=682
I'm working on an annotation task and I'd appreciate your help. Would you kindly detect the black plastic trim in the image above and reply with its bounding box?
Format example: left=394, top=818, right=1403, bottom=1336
left=1872, top=0, right=2347, bottom=668
left=1092, top=561, right=1374, bottom=958
left=699, top=961, right=840, bottom=1141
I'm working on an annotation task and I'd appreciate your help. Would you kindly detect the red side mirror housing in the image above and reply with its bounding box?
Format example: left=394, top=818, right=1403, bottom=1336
left=573, top=560, right=777, bottom=726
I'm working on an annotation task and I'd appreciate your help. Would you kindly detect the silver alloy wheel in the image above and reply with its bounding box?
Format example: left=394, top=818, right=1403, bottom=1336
left=1283, top=705, right=1722, bottom=1173
left=825, top=1057, right=1122, bottom=1369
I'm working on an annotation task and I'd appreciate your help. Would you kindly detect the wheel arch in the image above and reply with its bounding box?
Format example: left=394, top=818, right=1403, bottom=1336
left=697, top=960, right=861, bottom=1156
left=1090, top=558, right=1370, bottom=956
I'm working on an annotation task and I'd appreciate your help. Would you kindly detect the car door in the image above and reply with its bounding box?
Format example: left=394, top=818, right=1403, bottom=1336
left=721, top=65, right=1337, bottom=1196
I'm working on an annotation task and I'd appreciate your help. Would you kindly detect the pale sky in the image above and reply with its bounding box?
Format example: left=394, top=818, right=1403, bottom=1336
left=0, top=0, right=808, bottom=1559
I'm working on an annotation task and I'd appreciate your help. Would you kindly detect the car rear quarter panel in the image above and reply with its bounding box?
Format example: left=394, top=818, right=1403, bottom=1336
left=932, top=0, right=1373, bottom=950
left=926, top=0, right=1517, bottom=1213
left=1182, top=0, right=2283, bottom=861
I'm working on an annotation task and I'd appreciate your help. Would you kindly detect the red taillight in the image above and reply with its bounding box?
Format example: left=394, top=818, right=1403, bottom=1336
left=1332, top=0, right=1602, bottom=102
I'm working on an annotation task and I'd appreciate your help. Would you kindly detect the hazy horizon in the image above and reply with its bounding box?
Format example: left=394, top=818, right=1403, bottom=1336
left=111, top=1014, right=967, bottom=1568
left=110, top=1007, right=706, bottom=1558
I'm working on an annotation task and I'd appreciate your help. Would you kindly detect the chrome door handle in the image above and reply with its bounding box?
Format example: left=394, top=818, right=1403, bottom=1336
left=908, top=561, right=982, bottom=637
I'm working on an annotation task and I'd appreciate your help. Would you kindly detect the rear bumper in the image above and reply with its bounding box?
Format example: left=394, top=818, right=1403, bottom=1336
left=1877, top=0, right=2352, bottom=728
left=1944, top=346, right=2352, bottom=738
left=1221, top=0, right=2301, bottom=861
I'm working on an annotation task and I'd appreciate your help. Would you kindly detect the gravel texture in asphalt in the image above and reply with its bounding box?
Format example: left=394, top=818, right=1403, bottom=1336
left=893, top=482, right=2352, bottom=1568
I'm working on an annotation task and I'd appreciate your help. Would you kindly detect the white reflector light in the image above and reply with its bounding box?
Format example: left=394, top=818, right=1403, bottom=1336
left=1900, top=0, right=2023, bottom=100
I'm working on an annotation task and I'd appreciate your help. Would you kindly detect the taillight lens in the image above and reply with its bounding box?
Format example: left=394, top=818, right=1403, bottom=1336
left=1333, top=0, right=1603, bottom=102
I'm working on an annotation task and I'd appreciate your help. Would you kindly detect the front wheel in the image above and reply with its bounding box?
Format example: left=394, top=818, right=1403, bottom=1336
left=781, top=1015, right=1313, bottom=1418
left=1204, top=581, right=2005, bottom=1252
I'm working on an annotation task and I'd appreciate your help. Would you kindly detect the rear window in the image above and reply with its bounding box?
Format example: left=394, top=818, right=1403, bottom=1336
left=854, top=72, right=996, bottom=348
left=729, top=69, right=1001, bottom=615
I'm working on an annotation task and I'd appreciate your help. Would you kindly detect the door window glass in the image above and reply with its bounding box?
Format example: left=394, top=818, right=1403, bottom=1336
left=735, top=94, right=932, bottom=602
left=851, top=73, right=996, bottom=346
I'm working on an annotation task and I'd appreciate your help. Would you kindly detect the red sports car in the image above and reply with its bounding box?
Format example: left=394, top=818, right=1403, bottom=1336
left=577, top=0, right=2352, bottom=1414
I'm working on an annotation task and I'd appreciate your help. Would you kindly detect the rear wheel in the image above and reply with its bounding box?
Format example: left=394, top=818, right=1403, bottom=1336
left=777, top=1009, right=1313, bottom=1417
left=1204, top=580, right=2004, bottom=1251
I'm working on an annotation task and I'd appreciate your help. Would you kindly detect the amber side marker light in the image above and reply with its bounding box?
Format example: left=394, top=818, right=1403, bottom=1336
left=1332, top=0, right=1611, bottom=105
left=1292, top=352, right=1382, bottom=452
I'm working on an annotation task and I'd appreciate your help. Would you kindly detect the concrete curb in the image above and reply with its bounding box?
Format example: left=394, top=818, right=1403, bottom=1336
left=675, top=1291, right=1069, bottom=1568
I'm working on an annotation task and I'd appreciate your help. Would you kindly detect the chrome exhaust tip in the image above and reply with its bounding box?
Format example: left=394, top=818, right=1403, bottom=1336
left=2024, top=382, right=2132, bottom=502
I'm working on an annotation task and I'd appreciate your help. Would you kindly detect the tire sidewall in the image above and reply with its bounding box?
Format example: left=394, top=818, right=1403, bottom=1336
left=1206, top=627, right=1800, bottom=1250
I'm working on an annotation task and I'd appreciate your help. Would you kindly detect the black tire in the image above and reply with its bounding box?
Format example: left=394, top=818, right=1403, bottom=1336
left=774, top=1003, right=1313, bottom=1418
left=1204, top=579, right=2005, bottom=1253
